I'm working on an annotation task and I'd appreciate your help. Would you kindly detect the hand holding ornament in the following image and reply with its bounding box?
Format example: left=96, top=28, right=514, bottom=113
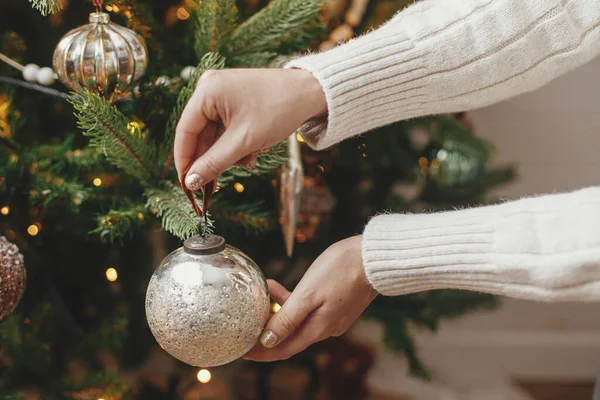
left=244, top=236, right=377, bottom=362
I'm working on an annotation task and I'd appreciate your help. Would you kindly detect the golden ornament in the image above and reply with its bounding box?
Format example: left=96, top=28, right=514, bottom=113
left=53, top=12, right=148, bottom=100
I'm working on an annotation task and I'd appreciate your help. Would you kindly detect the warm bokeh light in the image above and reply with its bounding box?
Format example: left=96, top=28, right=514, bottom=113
left=197, top=368, right=211, bottom=383
left=137, top=213, right=144, bottom=220
left=296, top=132, right=305, bottom=143
left=272, top=303, right=281, bottom=313
left=431, top=158, right=441, bottom=168
left=0, top=206, right=9, bottom=215
left=27, top=224, right=39, bottom=236
left=106, top=268, right=118, bottom=282
left=93, top=178, right=102, bottom=187
left=127, top=121, right=140, bottom=135
left=177, top=7, right=191, bottom=20
left=418, top=157, right=428, bottom=167
left=234, top=182, right=244, bottom=193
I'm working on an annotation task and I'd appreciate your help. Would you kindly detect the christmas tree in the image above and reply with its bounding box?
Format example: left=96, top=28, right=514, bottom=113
left=0, top=0, right=515, bottom=398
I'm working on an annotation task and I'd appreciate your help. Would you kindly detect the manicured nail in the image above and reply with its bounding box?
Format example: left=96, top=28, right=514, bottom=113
left=185, top=173, right=203, bottom=191
left=260, top=330, right=278, bottom=348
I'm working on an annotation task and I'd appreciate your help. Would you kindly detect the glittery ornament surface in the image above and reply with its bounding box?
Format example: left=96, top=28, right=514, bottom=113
left=145, top=240, right=270, bottom=367
left=0, top=236, right=26, bottom=320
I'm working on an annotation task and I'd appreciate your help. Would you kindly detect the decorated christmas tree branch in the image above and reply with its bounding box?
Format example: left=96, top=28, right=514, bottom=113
left=194, top=0, right=238, bottom=59
left=160, top=53, right=227, bottom=177
left=146, top=186, right=214, bottom=240
left=70, top=92, right=159, bottom=187
left=229, top=0, right=325, bottom=54
left=28, top=0, right=63, bottom=16
left=91, top=205, right=148, bottom=241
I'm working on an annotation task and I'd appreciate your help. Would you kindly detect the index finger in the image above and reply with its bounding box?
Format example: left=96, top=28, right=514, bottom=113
left=174, top=91, right=209, bottom=179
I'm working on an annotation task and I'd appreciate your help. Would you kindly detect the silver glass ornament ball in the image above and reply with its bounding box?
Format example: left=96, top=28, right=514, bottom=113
left=145, top=234, right=270, bottom=367
left=52, top=12, right=148, bottom=100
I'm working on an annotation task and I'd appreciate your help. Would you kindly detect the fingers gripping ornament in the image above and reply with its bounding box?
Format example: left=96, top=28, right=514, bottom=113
left=52, top=0, right=148, bottom=100
left=146, top=176, right=270, bottom=367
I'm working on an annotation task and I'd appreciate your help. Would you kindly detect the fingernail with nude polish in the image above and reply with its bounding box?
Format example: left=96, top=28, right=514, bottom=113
left=260, top=330, right=278, bottom=348
left=185, top=173, right=203, bottom=191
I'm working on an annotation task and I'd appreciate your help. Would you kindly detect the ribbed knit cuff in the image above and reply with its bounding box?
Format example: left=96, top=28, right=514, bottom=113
left=362, top=209, right=497, bottom=296
left=286, top=24, right=428, bottom=150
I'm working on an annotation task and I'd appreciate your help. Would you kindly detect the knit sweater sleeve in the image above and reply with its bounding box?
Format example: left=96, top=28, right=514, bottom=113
left=286, top=0, right=600, bottom=150
left=362, top=187, right=600, bottom=301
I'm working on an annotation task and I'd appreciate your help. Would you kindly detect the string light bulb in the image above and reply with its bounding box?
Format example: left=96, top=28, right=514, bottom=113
left=197, top=368, right=211, bottom=383
left=27, top=224, right=39, bottom=236
left=272, top=303, right=281, bottom=313
left=296, top=132, right=305, bottom=143
left=0, top=206, right=9, bottom=215
left=93, top=177, right=102, bottom=187
left=177, top=7, right=191, bottom=20
left=106, top=268, right=118, bottom=282
left=234, top=182, right=244, bottom=193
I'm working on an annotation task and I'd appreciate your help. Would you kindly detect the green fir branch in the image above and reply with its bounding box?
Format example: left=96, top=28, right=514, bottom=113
left=219, top=141, right=287, bottom=184
left=229, top=0, right=324, bottom=55
left=279, top=14, right=326, bottom=53
left=211, top=200, right=271, bottom=234
left=159, top=53, right=227, bottom=178
left=228, top=52, right=278, bottom=68
left=27, top=135, right=102, bottom=174
left=194, top=0, right=238, bottom=59
left=91, top=205, right=148, bottom=242
left=70, top=92, right=159, bottom=187
left=29, top=172, right=91, bottom=211
left=28, top=0, right=63, bottom=15
left=0, top=395, right=25, bottom=400
left=146, top=186, right=214, bottom=240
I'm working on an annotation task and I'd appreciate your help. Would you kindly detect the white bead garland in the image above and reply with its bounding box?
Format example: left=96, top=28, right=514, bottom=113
left=36, top=67, right=56, bottom=86
left=180, top=66, right=195, bottom=81
left=22, top=64, right=40, bottom=82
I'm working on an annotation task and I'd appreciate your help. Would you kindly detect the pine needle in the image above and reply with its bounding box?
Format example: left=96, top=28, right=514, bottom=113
left=70, top=92, right=159, bottom=187
left=28, top=0, right=63, bottom=15
left=194, top=0, right=238, bottom=59
left=219, top=141, right=287, bottom=184
left=146, top=186, right=214, bottom=240
left=211, top=200, right=271, bottom=234
left=91, top=205, right=148, bottom=242
left=229, top=0, right=325, bottom=55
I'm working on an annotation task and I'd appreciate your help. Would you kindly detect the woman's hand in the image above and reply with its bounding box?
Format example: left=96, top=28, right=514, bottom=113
left=244, top=236, right=378, bottom=362
left=175, top=68, right=327, bottom=190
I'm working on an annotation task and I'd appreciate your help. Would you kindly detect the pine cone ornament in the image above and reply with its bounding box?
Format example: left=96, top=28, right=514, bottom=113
left=0, top=236, right=26, bottom=320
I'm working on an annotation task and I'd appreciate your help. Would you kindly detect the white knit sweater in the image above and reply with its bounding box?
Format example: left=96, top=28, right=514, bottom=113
left=287, top=0, right=600, bottom=302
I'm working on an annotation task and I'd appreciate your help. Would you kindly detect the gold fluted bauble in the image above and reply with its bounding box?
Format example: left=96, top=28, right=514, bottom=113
left=53, top=12, right=148, bottom=100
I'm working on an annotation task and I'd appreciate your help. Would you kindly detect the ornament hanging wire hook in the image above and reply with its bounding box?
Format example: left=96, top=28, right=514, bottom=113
left=197, top=214, right=208, bottom=238
left=92, top=0, right=103, bottom=13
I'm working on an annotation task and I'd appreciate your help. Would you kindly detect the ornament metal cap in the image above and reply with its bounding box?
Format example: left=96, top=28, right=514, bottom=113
left=183, top=234, right=226, bottom=256
left=89, top=12, right=110, bottom=24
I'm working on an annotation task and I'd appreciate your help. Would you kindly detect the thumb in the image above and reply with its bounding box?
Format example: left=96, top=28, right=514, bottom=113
left=259, top=288, right=314, bottom=349
left=184, top=126, right=249, bottom=191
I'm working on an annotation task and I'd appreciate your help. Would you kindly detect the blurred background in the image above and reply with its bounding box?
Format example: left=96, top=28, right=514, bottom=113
left=0, top=0, right=598, bottom=399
